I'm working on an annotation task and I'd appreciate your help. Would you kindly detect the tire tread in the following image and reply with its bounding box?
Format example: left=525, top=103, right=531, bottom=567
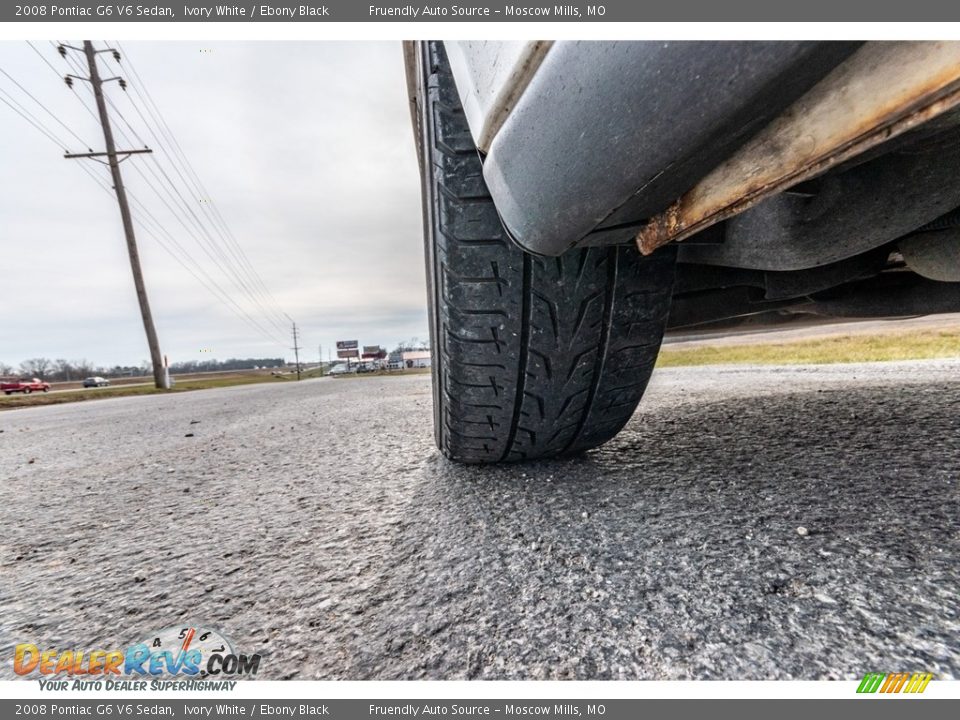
left=421, top=42, right=674, bottom=464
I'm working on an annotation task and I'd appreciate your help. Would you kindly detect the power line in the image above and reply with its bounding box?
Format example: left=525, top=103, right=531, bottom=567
left=113, top=41, right=292, bottom=329
left=58, top=40, right=291, bottom=338
left=97, top=130, right=292, bottom=345
left=0, top=65, right=92, bottom=149
left=135, top=110, right=292, bottom=332
left=93, top=44, right=291, bottom=334
left=144, top=153, right=291, bottom=335
left=76, top=158, right=290, bottom=348
left=125, top=185, right=291, bottom=346
left=3, top=53, right=289, bottom=351
left=119, top=132, right=292, bottom=338
left=26, top=40, right=296, bottom=350
left=104, top=94, right=149, bottom=147
left=0, top=90, right=69, bottom=150
left=128, top=197, right=291, bottom=347
left=26, top=41, right=64, bottom=78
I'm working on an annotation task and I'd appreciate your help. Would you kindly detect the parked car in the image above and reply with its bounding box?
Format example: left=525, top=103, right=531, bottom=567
left=404, top=40, right=960, bottom=464
left=328, top=363, right=354, bottom=376
left=1, top=378, right=51, bottom=395
left=82, top=377, right=110, bottom=388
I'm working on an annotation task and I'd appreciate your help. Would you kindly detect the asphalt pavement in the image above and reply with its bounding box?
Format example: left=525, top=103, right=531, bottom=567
left=1, top=361, right=958, bottom=680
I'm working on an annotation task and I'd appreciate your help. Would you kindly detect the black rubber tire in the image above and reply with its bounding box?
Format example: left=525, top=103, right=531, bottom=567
left=417, top=41, right=676, bottom=464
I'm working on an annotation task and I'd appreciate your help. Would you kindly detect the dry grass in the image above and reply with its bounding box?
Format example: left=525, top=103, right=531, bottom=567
left=657, top=328, right=960, bottom=368
left=0, top=373, right=285, bottom=410
left=0, top=367, right=432, bottom=410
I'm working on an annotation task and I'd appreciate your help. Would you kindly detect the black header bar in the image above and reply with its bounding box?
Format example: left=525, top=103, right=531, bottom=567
left=5, top=1, right=960, bottom=22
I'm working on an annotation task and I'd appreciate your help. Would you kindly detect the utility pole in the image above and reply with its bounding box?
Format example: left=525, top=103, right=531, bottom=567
left=291, top=322, right=302, bottom=381
left=318, top=344, right=323, bottom=376
left=62, top=41, right=168, bottom=389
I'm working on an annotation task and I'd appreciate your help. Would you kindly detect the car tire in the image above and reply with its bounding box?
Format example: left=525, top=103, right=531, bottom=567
left=23, top=388, right=31, bottom=395
left=416, top=41, right=676, bottom=464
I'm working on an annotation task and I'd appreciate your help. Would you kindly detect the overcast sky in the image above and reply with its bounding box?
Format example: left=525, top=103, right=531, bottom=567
left=0, top=41, right=426, bottom=369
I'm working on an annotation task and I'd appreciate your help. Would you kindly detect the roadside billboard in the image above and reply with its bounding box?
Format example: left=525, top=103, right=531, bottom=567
left=336, top=340, right=359, bottom=359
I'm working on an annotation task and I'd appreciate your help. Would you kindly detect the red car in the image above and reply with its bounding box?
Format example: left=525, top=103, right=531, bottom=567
left=1, top=378, right=51, bottom=395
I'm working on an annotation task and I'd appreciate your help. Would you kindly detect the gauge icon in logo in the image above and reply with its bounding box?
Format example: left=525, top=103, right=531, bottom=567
left=139, top=626, right=236, bottom=676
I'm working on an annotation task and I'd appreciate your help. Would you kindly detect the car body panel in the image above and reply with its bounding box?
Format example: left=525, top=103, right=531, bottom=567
left=444, top=40, right=552, bottom=153
left=446, top=40, right=861, bottom=256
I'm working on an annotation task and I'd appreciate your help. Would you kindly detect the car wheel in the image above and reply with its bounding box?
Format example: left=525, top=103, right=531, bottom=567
left=416, top=41, right=676, bottom=464
left=23, top=388, right=31, bottom=395
left=4, top=391, right=10, bottom=396
left=43, top=388, right=49, bottom=393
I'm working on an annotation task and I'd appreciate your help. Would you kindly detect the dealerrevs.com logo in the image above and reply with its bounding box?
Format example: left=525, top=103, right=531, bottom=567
left=14, top=626, right=261, bottom=690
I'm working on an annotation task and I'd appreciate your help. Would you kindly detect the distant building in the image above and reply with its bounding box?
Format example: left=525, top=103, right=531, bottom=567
left=401, top=350, right=432, bottom=369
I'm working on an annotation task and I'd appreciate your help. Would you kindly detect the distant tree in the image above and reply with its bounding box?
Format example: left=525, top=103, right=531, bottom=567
left=19, top=358, right=52, bottom=380
left=167, top=357, right=285, bottom=374
left=53, top=358, right=74, bottom=382
left=0, top=362, right=13, bottom=377
left=394, top=338, right=428, bottom=354
left=72, top=359, right=94, bottom=377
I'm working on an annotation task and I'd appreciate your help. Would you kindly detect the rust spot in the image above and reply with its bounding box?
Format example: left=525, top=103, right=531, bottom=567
left=637, top=203, right=683, bottom=255
left=634, top=42, right=960, bottom=255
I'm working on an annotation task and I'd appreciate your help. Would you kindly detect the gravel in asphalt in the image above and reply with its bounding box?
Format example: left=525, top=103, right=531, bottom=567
left=1, top=361, right=958, bottom=680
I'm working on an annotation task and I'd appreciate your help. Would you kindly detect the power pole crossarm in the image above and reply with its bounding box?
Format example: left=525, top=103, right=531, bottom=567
left=64, top=148, right=152, bottom=160
left=64, top=41, right=168, bottom=390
